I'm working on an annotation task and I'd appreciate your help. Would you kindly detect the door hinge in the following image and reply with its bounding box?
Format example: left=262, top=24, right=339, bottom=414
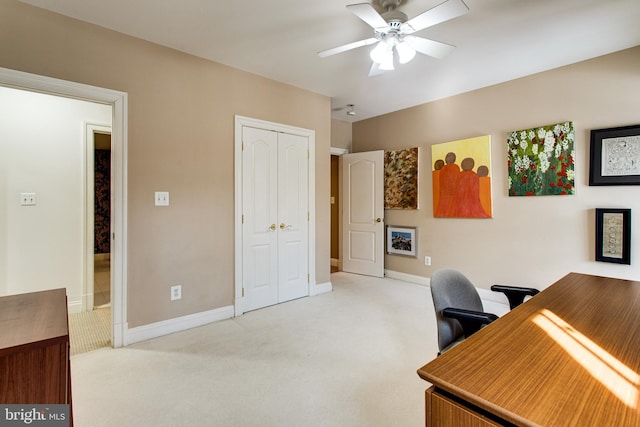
left=242, top=288, right=245, bottom=297
left=242, top=214, right=244, bottom=224
left=308, top=212, right=310, bottom=221
left=307, top=274, right=310, bottom=283
left=112, top=232, right=115, bottom=240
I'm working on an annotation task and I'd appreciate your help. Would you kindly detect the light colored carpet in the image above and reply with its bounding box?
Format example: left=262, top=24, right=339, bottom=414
left=68, top=307, right=111, bottom=356
left=71, top=272, right=438, bottom=427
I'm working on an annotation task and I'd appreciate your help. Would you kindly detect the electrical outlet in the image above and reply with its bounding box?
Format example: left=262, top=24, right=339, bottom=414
left=170, top=284, right=182, bottom=301
left=424, top=256, right=431, bottom=266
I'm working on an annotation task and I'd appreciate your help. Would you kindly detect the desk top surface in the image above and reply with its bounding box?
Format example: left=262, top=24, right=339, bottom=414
left=418, top=272, right=640, bottom=426
left=0, top=288, right=68, bottom=354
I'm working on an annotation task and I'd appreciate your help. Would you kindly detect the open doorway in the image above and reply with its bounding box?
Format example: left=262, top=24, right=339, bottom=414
left=67, top=125, right=113, bottom=355
left=93, top=131, right=111, bottom=309
left=1, top=66, right=128, bottom=349
left=331, top=155, right=340, bottom=273
left=330, top=147, right=349, bottom=273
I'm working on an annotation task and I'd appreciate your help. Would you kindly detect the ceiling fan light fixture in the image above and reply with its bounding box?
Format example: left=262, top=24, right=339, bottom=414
left=395, top=40, right=416, bottom=64
left=319, top=0, right=470, bottom=75
left=379, top=50, right=395, bottom=70
left=369, top=41, right=389, bottom=64
left=346, top=104, right=356, bottom=116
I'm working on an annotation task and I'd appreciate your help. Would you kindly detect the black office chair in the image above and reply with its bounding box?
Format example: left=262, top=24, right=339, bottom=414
left=430, top=268, right=539, bottom=355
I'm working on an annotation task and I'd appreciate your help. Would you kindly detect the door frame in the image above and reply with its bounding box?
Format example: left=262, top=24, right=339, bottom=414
left=234, top=115, right=316, bottom=316
left=330, top=147, right=349, bottom=270
left=0, top=66, right=128, bottom=348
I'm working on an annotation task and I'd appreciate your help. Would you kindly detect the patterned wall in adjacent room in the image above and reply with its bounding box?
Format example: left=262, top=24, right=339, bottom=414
left=95, top=148, right=111, bottom=254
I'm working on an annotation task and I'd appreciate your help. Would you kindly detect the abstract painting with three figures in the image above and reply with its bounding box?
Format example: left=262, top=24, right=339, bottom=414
left=432, top=135, right=492, bottom=218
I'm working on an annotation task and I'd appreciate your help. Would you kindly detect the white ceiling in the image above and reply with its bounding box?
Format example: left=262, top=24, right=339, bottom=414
left=20, top=0, right=640, bottom=122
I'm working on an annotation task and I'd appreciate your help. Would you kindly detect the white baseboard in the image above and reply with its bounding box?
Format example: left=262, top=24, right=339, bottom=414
left=119, top=274, right=507, bottom=347
left=67, top=298, right=83, bottom=314
left=314, top=281, right=333, bottom=295
left=384, top=269, right=430, bottom=287
left=476, top=288, right=511, bottom=316
left=385, top=269, right=510, bottom=316
left=125, top=305, right=235, bottom=346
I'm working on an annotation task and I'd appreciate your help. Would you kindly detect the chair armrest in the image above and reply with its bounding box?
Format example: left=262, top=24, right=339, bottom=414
left=491, top=285, right=540, bottom=310
left=442, top=307, right=499, bottom=338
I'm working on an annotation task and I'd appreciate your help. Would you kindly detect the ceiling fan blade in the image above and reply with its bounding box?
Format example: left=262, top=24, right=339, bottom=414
left=409, top=36, right=456, bottom=59
left=347, top=3, right=388, bottom=29
left=404, top=0, right=469, bottom=33
left=368, top=61, right=385, bottom=77
left=318, top=37, right=378, bottom=58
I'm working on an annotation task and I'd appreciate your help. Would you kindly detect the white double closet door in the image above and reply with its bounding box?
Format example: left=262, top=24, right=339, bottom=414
left=242, top=125, right=309, bottom=312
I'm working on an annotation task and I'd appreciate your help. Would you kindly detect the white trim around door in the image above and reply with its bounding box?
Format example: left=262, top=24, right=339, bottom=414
left=0, top=67, right=129, bottom=348
left=331, top=147, right=349, bottom=156
left=234, top=115, right=316, bottom=316
left=84, top=123, right=112, bottom=312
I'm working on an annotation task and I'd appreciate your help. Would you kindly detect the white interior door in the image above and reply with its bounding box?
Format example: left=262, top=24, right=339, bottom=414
left=277, top=133, right=309, bottom=302
left=341, top=151, right=384, bottom=277
left=241, top=125, right=309, bottom=312
left=242, top=126, right=279, bottom=311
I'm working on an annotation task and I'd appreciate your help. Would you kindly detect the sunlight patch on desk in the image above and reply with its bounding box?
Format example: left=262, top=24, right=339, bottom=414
left=533, top=309, right=639, bottom=409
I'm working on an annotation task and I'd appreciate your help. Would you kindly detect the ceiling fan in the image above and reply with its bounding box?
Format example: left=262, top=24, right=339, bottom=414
left=318, top=0, right=469, bottom=76
left=332, top=104, right=357, bottom=116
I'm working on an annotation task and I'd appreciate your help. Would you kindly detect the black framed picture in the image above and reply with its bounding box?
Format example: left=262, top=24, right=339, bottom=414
left=589, top=124, right=640, bottom=186
left=595, top=208, right=631, bottom=265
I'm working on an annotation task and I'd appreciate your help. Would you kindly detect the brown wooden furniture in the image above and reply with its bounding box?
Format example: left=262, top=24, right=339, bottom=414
left=0, top=288, right=72, bottom=422
left=418, top=272, right=640, bottom=426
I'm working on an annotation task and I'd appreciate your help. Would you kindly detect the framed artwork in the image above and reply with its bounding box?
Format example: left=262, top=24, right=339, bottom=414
left=589, top=124, right=640, bottom=186
left=595, top=208, right=631, bottom=265
left=508, top=121, right=575, bottom=196
left=432, top=135, right=492, bottom=218
left=385, top=147, right=419, bottom=209
left=386, top=225, right=417, bottom=257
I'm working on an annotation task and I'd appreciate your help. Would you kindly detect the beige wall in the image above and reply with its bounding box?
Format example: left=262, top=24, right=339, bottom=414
left=354, top=46, right=640, bottom=290
left=330, top=119, right=352, bottom=151
left=0, top=1, right=331, bottom=327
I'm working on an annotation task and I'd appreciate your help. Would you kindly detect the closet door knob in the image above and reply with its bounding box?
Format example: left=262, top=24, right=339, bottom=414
left=269, top=224, right=276, bottom=231
left=376, top=218, right=382, bottom=223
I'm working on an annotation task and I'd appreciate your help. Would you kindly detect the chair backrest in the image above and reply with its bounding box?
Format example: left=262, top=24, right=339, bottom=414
left=430, top=269, right=483, bottom=352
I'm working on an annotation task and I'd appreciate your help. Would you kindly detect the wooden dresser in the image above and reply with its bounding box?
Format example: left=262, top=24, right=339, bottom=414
left=0, top=289, right=72, bottom=418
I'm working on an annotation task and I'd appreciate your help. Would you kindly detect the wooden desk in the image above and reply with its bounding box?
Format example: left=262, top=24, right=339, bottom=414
left=0, top=289, right=72, bottom=418
left=418, top=273, right=640, bottom=426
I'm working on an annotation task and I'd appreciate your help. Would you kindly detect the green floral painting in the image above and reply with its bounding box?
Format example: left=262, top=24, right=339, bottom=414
left=508, top=122, right=575, bottom=196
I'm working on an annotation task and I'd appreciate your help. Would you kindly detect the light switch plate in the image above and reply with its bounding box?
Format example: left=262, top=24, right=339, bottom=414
left=155, top=192, right=169, bottom=206
left=20, top=193, right=36, bottom=206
